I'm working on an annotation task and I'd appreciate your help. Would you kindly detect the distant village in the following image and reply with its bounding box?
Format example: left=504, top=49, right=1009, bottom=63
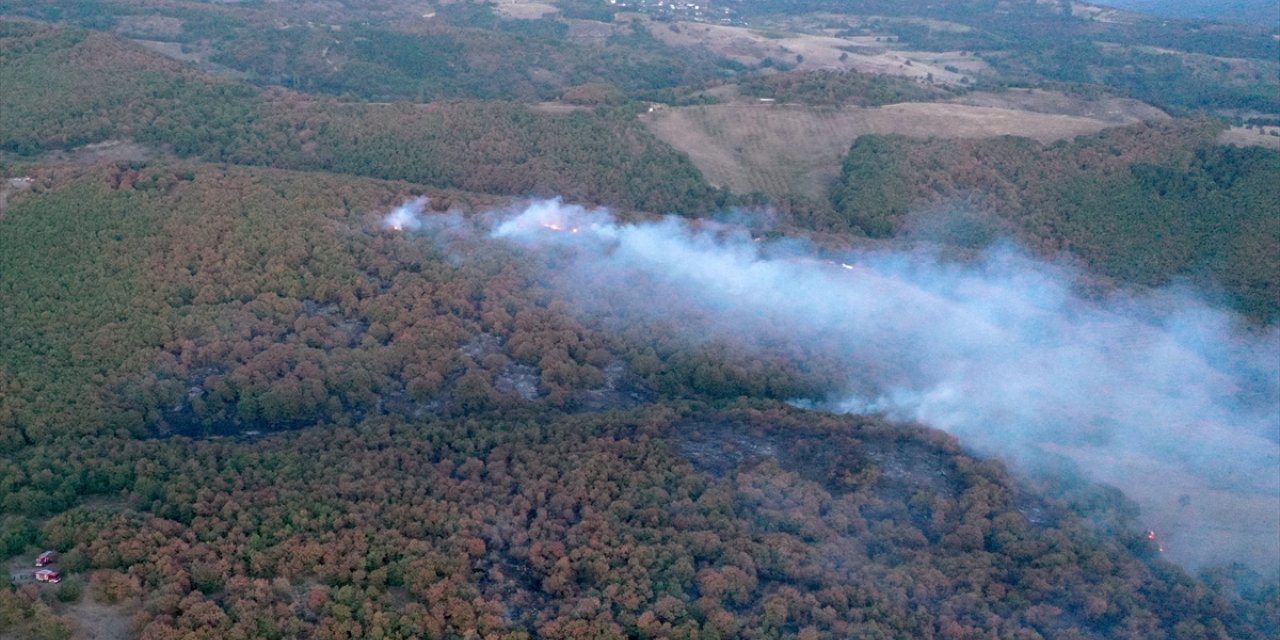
left=607, top=0, right=747, bottom=25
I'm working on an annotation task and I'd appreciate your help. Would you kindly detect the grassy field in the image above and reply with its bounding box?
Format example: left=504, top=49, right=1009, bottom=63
left=641, top=101, right=1134, bottom=198
left=645, top=18, right=980, bottom=84
left=1219, top=125, right=1280, bottom=149
left=493, top=0, right=559, bottom=20
left=946, top=88, right=1170, bottom=121
left=1045, top=443, right=1280, bottom=575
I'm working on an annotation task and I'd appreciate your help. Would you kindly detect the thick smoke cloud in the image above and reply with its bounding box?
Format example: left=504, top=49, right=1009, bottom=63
left=408, top=198, right=1280, bottom=572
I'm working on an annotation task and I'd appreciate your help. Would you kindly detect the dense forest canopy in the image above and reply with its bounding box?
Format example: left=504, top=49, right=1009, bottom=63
left=828, top=121, right=1280, bottom=320
left=1, top=0, right=1278, bottom=638
left=0, top=23, right=727, bottom=213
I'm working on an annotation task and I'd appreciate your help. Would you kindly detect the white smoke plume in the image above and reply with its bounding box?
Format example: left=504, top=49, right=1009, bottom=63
left=382, top=196, right=428, bottom=231
left=446, top=198, right=1280, bottom=572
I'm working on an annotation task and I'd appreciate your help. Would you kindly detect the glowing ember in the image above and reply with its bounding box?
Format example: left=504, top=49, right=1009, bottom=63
left=1145, top=530, right=1166, bottom=553
left=381, top=197, right=427, bottom=232
left=539, top=222, right=581, bottom=233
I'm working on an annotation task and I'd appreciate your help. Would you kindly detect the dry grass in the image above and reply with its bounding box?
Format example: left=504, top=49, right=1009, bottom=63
left=946, top=89, right=1169, bottom=123
left=1218, top=125, right=1280, bottom=149
left=38, top=140, right=156, bottom=165
left=1046, top=443, right=1280, bottom=574
left=65, top=598, right=135, bottom=640
left=129, top=39, right=250, bottom=80
left=642, top=102, right=1126, bottom=198
left=492, top=0, right=558, bottom=20
left=565, top=18, right=618, bottom=42
left=1069, top=2, right=1142, bottom=24
left=646, top=19, right=977, bottom=85
left=113, top=15, right=183, bottom=39
left=530, top=101, right=591, bottom=114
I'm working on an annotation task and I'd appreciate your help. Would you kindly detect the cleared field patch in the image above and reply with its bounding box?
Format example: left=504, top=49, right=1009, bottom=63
left=947, top=89, right=1169, bottom=122
left=65, top=598, right=134, bottom=640
left=1219, top=125, right=1280, bottom=149
left=129, top=39, right=251, bottom=80
left=642, top=102, right=1127, bottom=198
left=905, top=49, right=989, bottom=77
left=493, top=0, right=558, bottom=20
left=530, top=101, right=591, bottom=114
left=646, top=20, right=973, bottom=85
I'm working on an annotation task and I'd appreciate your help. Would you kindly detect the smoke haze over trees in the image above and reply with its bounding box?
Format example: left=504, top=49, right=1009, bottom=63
left=484, top=198, right=1280, bottom=573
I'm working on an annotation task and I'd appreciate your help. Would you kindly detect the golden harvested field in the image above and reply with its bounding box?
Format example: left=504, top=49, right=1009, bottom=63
left=641, top=102, right=1133, bottom=198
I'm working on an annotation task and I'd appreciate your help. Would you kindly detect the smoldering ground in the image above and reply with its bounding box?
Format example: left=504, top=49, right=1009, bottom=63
left=390, top=197, right=1280, bottom=574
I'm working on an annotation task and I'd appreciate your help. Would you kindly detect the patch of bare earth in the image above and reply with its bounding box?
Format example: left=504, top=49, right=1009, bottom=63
left=642, top=102, right=1126, bottom=198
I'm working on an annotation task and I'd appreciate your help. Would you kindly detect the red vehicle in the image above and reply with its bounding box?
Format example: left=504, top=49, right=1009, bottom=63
left=34, top=551, right=57, bottom=567
left=33, top=569, right=61, bottom=584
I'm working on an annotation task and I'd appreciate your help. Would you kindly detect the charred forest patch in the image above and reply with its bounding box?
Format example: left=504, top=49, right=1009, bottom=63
left=676, top=412, right=965, bottom=502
